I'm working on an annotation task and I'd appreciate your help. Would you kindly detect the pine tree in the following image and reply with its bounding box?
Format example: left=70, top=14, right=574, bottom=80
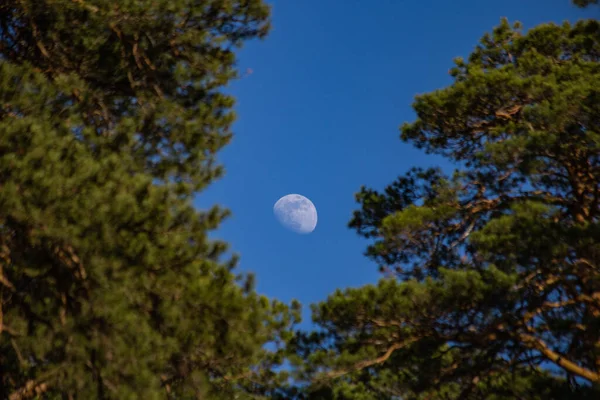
left=573, top=0, right=599, bottom=7
left=291, top=8, right=600, bottom=400
left=0, top=1, right=299, bottom=398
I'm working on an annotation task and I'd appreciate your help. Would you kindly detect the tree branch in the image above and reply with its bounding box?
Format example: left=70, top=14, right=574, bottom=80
left=519, top=333, right=600, bottom=383
left=324, top=338, right=419, bottom=380
left=70, top=0, right=99, bottom=13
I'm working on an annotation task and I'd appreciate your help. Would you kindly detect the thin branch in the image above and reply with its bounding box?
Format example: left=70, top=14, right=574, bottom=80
left=70, top=0, right=99, bottom=13
left=522, top=294, right=600, bottom=324
left=519, top=333, right=600, bottom=383
left=0, top=267, right=15, bottom=290
left=11, top=338, right=25, bottom=366
left=575, top=258, right=598, bottom=271
left=323, top=338, right=419, bottom=380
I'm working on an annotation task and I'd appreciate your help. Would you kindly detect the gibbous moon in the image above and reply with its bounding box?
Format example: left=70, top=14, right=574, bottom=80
left=273, top=194, right=318, bottom=234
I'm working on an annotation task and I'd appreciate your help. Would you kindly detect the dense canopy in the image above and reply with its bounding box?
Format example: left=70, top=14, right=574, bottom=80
left=291, top=12, right=600, bottom=400
left=0, top=0, right=299, bottom=399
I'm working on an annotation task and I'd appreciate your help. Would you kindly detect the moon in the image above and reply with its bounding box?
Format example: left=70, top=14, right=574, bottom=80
left=273, top=194, right=318, bottom=234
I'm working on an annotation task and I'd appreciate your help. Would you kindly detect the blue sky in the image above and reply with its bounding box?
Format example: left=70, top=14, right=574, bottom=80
left=197, top=0, right=591, bottom=326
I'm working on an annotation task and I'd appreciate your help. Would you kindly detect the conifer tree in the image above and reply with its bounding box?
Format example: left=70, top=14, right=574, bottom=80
left=0, top=1, right=299, bottom=398
left=292, top=6, right=600, bottom=400
left=573, top=0, right=599, bottom=7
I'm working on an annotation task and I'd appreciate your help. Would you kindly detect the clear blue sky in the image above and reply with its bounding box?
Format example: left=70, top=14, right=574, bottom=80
left=197, top=0, right=591, bottom=326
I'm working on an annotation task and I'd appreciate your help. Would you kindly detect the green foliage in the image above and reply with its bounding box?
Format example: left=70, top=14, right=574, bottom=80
left=0, top=0, right=300, bottom=398
left=292, top=13, right=600, bottom=400
left=573, top=0, right=599, bottom=7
